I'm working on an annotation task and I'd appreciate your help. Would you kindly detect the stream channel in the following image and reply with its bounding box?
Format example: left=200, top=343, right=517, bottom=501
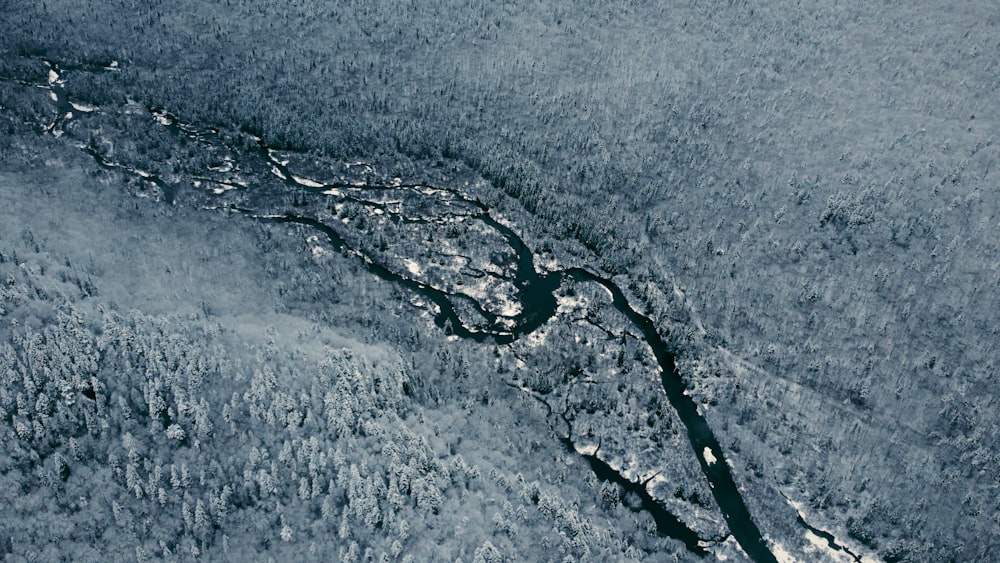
left=26, top=59, right=783, bottom=562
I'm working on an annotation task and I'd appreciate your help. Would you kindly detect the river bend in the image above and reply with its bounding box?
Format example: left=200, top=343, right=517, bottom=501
left=13, top=58, right=780, bottom=562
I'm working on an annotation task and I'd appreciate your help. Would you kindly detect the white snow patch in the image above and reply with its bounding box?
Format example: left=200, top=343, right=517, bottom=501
left=457, top=276, right=489, bottom=302
left=497, top=297, right=522, bottom=318
left=152, top=111, right=171, bottom=126
left=292, top=175, right=324, bottom=188
left=525, top=329, right=547, bottom=347
left=536, top=255, right=560, bottom=272
left=266, top=150, right=290, bottom=166
left=346, top=161, right=373, bottom=173
left=48, top=69, right=59, bottom=84
left=786, top=497, right=871, bottom=563
left=644, top=473, right=672, bottom=495
left=556, top=292, right=587, bottom=314
left=574, top=444, right=599, bottom=456
left=70, top=101, right=96, bottom=112
left=270, top=166, right=287, bottom=180
left=402, top=259, right=422, bottom=277
left=418, top=186, right=448, bottom=197
left=768, top=539, right=799, bottom=563
left=49, top=92, right=58, bottom=101
left=803, top=530, right=854, bottom=563
left=208, top=158, right=234, bottom=173
left=713, top=536, right=748, bottom=561
left=703, top=447, right=718, bottom=465
left=211, top=186, right=233, bottom=195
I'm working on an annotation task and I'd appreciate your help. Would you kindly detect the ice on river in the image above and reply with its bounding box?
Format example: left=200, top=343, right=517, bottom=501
left=292, top=175, right=324, bottom=188
left=70, top=102, right=96, bottom=113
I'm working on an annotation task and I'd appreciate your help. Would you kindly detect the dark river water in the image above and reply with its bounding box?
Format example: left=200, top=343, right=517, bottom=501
left=259, top=150, right=777, bottom=560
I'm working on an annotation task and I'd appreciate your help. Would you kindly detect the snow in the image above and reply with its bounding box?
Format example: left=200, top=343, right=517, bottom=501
left=644, top=472, right=673, bottom=495
left=556, top=292, right=587, bottom=314
left=292, top=175, right=324, bottom=188
left=497, top=297, right=522, bottom=318
left=769, top=540, right=798, bottom=563
left=346, top=161, right=374, bottom=173
left=208, top=158, right=234, bottom=173
left=536, top=254, right=560, bottom=272
left=270, top=166, right=287, bottom=180
left=70, top=102, right=96, bottom=112
left=525, top=329, right=547, bottom=347
left=266, top=150, right=290, bottom=167
left=703, top=447, right=718, bottom=465
left=600, top=284, right=614, bottom=300
left=804, top=530, right=854, bottom=563
left=402, top=258, right=422, bottom=277
left=48, top=69, right=58, bottom=84
left=786, top=496, right=872, bottom=563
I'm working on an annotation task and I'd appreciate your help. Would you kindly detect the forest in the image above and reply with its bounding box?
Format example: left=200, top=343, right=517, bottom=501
left=2, top=1, right=999, bottom=561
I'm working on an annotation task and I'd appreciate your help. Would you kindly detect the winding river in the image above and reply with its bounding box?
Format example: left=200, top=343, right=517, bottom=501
left=21, top=58, right=783, bottom=562
left=257, top=142, right=776, bottom=562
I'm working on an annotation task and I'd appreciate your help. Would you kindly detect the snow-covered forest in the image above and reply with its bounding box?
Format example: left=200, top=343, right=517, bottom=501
left=2, top=1, right=998, bottom=561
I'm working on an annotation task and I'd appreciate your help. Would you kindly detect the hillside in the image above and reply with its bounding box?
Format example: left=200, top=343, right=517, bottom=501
left=2, top=2, right=998, bottom=561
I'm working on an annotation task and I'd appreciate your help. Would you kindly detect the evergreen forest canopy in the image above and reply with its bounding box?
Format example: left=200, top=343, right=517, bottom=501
left=1, top=1, right=999, bottom=561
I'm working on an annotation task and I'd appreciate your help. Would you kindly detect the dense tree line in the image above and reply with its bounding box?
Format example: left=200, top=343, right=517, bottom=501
left=0, top=169, right=708, bottom=560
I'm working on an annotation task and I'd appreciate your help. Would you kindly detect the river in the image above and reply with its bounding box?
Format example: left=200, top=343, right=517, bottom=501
left=248, top=136, right=779, bottom=562
left=24, top=57, right=783, bottom=562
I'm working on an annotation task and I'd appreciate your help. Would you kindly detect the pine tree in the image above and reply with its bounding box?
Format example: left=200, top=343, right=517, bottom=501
left=472, top=541, right=503, bottom=563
